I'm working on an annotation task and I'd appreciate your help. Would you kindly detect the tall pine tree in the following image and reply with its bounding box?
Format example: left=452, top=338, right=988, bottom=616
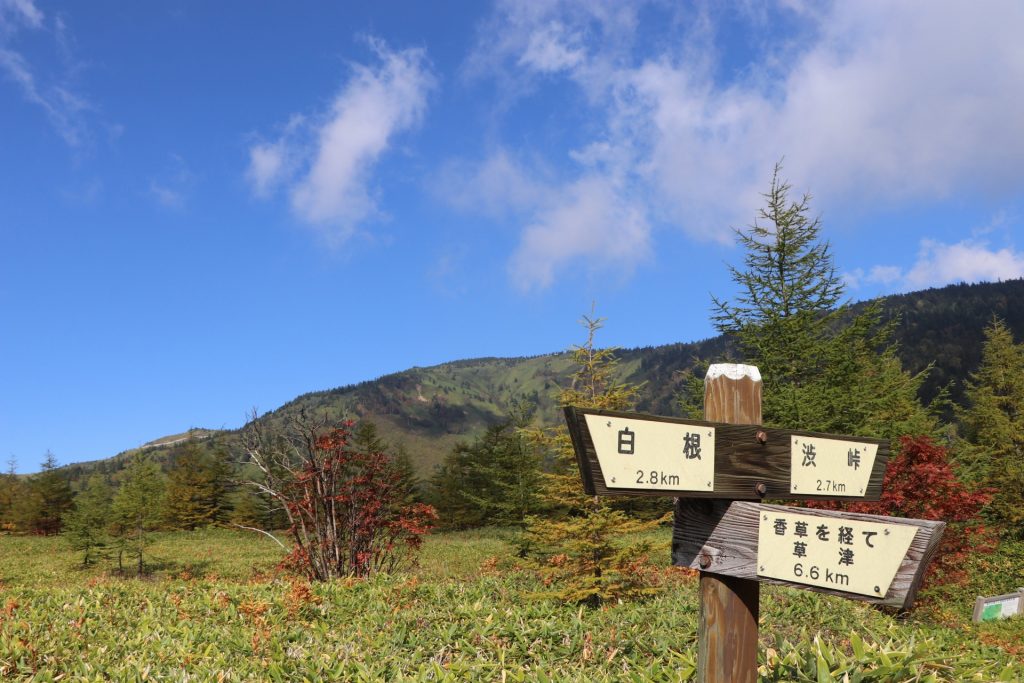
left=14, top=452, right=74, bottom=535
left=0, top=459, right=23, bottom=531
left=705, top=163, right=935, bottom=439
left=63, top=475, right=113, bottom=566
left=956, top=316, right=1024, bottom=532
left=429, top=412, right=542, bottom=529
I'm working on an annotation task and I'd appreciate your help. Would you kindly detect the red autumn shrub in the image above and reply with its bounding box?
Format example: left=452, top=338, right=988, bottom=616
left=279, top=425, right=437, bottom=580
left=806, top=434, right=994, bottom=584
left=244, top=414, right=436, bottom=581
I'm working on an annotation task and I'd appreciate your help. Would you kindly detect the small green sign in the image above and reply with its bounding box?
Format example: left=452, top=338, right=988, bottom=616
left=981, top=603, right=1004, bottom=621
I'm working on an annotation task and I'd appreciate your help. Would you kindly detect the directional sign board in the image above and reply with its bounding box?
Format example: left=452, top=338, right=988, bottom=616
left=672, top=501, right=945, bottom=609
left=565, top=407, right=889, bottom=500
left=790, top=435, right=878, bottom=497
left=582, top=412, right=715, bottom=492
left=757, top=509, right=917, bottom=599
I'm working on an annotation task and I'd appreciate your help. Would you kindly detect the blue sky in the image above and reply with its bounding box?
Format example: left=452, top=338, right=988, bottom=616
left=3, top=1, right=1024, bottom=472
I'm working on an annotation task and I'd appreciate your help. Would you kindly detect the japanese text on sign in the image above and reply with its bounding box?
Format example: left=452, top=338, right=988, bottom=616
left=790, top=435, right=878, bottom=497
left=757, top=510, right=917, bottom=598
left=584, top=414, right=715, bottom=491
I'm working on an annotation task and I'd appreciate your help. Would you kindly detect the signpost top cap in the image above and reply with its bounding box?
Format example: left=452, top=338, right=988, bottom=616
left=706, top=363, right=762, bottom=382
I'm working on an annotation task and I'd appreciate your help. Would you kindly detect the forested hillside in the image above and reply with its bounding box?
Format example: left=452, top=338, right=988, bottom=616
left=57, top=278, right=1024, bottom=483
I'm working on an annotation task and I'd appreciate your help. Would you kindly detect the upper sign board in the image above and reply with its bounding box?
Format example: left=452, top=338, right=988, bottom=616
left=790, top=435, right=879, bottom=497
left=565, top=407, right=890, bottom=500
left=583, top=413, right=715, bottom=492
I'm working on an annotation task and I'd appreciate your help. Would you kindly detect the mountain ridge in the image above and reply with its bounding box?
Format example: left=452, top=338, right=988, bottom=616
left=56, top=278, right=1024, bottom=483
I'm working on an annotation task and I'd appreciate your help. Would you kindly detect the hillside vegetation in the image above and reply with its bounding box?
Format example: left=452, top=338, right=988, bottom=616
left=0, top=527, right=1020, bottom=680
left=54, top=278, right=1024, bottom=484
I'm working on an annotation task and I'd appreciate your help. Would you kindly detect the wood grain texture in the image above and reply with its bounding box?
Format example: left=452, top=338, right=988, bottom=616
left=699, top=574, right=759, bottom=683
left=672, top=500, right=946, bottom=610
left=564, top=407, right=889, bottom=501
left=705, top=369, right=762, bottom=425
left=698, top=364, right=761, bottom=683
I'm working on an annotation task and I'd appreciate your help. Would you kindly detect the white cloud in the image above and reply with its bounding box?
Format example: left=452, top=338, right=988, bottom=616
left=0, top=1, right=95, bottom=147
left=246, top=143, right=286, bottom=198
left=904, top=240, right=1024, bottom=289
left=435, top=149, right=551, bottom=218
left=150, top=182, right=184, bottom=209
left=149, top=153, right=194, bottom=209
left=437, top=148, right=650, bottom=291
left=458, top=1, right=1024, bottom=288
left=508, top=175, right=650, bottom=291
left=850, top=239, right=1024, bottom=292
left=626, top=2, right=1024, bottom=240
left=0, top=0, right=42, bottom=29
left=518, top=21, right=584, bottom=73
left=247, top=41, right=434, bottom=245
left=866, top=266, right=902, bottom=287
left=245, top=115, right=304, bottom=199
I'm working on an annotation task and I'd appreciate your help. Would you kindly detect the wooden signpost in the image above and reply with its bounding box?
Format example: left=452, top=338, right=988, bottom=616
left=564, top=363, right=946, bottom=683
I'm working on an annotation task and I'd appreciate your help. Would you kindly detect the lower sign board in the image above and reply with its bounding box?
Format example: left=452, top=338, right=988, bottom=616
left=757, top=509, right=916, bottom=599
left=672, top=500, right=945, bottom=610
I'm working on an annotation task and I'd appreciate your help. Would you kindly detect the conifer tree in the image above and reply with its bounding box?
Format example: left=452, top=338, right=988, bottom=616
left=111, top=454, right=166, bottom=575
left=227, top=488, right=270, bottom=529
left=352, top=421, right=420, bottom=509
left=164, top=440, right=230, bottom=529
left=482, top=411, right=543, bottom=526
left=14, top=452, right=74, bottom=535
left=0, top=459, right=23, bottom=530
left=705, top=163, right=935, bottom=438
left=63, top=475, right=113, bottom=566
left=428, top=437, right=492, bottom=529
left=522, top=313, right=660, bottom=605
left=429, top=402, right=542, bottom=529
left=956, top=317, right=1024, bottom=532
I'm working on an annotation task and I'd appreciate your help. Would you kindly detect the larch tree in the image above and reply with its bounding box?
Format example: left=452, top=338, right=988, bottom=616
left=163, top=440, right=231, bottom=529
left=63, top=474, right=113, bottom=566
left=15, top=452, right=74, bottom=535
left=0, top=459, right=23, bottom=530
left=428, top=402, right=542, bottom=529
left=521, top=312, right=661, bottom=606
left=110, top=453, right=167, bottom=575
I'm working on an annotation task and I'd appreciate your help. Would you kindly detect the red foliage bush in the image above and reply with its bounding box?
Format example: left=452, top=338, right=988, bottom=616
left=277, top=424, right=437, bottom=580
left=805, top=435, right=994, bottom=584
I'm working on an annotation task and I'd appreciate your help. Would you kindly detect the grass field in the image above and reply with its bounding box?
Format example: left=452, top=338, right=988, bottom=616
left=0, top=527, right=1021, bottom=681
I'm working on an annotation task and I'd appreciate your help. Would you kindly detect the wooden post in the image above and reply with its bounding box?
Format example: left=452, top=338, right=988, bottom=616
left=696, top=363, right=762, bottom=683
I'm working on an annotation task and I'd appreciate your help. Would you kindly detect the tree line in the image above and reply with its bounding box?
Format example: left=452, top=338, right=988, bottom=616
left=2, top=164, right=1021, bottom=595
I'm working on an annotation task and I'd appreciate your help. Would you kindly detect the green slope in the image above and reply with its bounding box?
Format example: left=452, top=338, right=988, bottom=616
left=59, top=278, right=1024, bottom=483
